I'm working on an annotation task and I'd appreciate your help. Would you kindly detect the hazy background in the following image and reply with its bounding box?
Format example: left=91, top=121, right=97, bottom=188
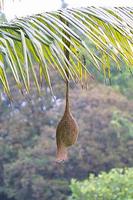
left=3, top=0, right=133, bottom=20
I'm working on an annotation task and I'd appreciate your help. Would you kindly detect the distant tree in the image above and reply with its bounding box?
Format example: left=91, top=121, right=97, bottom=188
left=60, top=0, right=68, bottom=8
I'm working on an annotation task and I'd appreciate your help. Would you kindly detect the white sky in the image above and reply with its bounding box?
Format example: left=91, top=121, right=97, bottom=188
left=3, top=0, right=133, bottom=20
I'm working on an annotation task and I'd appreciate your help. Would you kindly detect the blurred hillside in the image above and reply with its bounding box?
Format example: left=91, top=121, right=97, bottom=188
left=0, top=73, right=133, bottom=200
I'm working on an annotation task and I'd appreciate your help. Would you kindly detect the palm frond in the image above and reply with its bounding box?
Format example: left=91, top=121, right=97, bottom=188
left=0, top=7, right=133, bottom=97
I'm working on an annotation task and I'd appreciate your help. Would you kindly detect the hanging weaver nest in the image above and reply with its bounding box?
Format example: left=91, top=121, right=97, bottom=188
left=56, top=18, right=79, bottom=162
left=56, top=78, right=79, bottom=162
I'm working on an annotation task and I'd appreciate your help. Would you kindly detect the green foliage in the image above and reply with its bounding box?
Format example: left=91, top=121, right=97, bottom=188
left=111, top=69, right=133, bottom=99
left=110, top=111, right=133, bottom=140
left=69, top=168, right=133, bottom=200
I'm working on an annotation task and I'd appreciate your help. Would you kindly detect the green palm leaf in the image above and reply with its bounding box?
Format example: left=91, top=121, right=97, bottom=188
left=0, top=7, right=133, bottom=97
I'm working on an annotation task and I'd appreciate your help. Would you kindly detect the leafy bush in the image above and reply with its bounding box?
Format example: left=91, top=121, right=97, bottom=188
left=69, top=168, right=133, bottom=200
